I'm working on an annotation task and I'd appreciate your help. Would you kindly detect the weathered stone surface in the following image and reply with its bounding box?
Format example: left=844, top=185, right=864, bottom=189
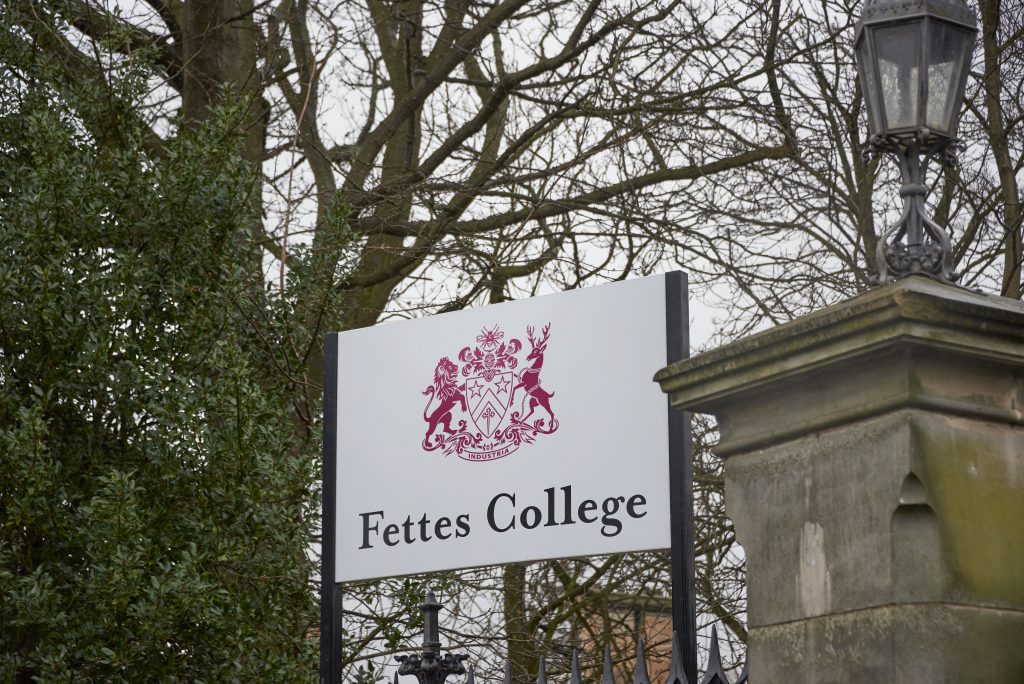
left=748, top=604, right=1024, bottom=683
left=655, top=277, right=1024, bottom=682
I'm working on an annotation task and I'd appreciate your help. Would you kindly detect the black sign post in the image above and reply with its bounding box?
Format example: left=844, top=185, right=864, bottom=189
left=665, top=272, right=697, bottom=684
left=321, top=333, right=342, bottom=684
left=319, top=273, right=695, bottom=683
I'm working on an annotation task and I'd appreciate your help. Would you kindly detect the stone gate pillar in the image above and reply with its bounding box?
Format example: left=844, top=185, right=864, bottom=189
left=655, top=277, right=1024, bottom=682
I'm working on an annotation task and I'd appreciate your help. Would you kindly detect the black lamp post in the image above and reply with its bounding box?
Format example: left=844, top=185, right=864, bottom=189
left=854, top=0, right=977, bottom=284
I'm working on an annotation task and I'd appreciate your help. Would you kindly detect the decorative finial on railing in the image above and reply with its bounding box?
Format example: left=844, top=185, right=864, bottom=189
left=633, top=640, right=651, bottom=684
left=422, top=591, right=442, bottom=655
left=536, top=657, right=548, bottom=684
left=502, top=660, right=512, bottom=684
left=697, top=626, right=729, bottom=684
left=666, top=631, right=690, bottom=684
left=395, top=591, right=469, bottom=684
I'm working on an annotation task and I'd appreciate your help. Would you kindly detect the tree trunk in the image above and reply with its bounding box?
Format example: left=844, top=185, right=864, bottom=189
left=180, top=0, right=265, bottom=165
left=980, top=0, right=1023, bottom=298
left=503, top=562, right=537, bottom=684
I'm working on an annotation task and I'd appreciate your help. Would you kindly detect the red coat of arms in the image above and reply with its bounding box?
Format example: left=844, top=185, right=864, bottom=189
left=421, top=323, right=558, bottom=461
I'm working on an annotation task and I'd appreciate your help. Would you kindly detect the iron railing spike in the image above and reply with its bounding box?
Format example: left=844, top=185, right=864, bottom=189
left=708, top=626, right=722, bottom=669
left=537, top=656, right=548, bottom=684
left=633, top=639, right=651, bottom=684
left=503, top=660, right=512, bottom=684
left=570, top=649, right=583, bottom=684
left=698, top=626, right=729, bottom=684
left=735, top=660, right=749, bottom=684
left=601, top=644, right=616, bottom=684
left=466, top=663, right=476, bottom=684
left=394, top=670, right=399, bottom=684
left=666, top=631, right=690, bottom=684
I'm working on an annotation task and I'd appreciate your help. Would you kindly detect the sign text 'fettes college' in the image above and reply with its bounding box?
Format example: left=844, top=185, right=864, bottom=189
left=358, top=485, right=648, bottom=549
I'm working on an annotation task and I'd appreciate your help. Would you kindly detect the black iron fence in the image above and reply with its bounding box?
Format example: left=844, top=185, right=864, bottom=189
left=392, top=593, right=747, bottom=684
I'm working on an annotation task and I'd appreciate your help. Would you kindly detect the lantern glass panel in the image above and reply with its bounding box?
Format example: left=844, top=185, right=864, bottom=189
left=927, top=21, right=972, bottom=133
left=855, top=35, right=883, bottom=134
left=875, top=22, right=922, bottom=130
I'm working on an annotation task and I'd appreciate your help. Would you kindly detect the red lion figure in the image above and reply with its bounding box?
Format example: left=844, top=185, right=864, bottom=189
left=422, top=357, right=467, bottom=447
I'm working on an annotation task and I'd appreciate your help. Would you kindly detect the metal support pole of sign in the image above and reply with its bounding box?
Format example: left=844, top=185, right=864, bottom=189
left=664, top=272, right=697, bottom=684
left=320, top=333, right=343, bottom=684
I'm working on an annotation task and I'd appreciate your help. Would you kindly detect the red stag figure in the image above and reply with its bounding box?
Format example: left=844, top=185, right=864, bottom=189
left=514, top=323, right=555, bottom=425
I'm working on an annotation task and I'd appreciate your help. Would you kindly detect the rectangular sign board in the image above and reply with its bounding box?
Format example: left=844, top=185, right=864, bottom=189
left=329, top=275, right=679, bottom=582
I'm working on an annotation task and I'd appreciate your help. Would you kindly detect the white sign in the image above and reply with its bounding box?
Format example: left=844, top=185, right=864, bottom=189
left=333, top=276, right=674, bottom=582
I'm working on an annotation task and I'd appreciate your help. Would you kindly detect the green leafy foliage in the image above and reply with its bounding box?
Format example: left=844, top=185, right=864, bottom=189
left=0, top=46, right=320, bottom=682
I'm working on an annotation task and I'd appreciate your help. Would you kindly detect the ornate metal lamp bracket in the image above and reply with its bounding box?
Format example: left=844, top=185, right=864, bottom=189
left=864, top=130, right=964, bottom=285
left=395, top=592, right=470, bottom=684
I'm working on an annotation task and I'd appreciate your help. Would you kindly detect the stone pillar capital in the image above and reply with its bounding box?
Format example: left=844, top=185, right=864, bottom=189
left=657, top=276, right=1024, bottom=457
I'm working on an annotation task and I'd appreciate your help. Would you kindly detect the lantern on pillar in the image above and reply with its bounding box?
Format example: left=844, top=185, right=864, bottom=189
left=854, top=0, right=977, bottom=283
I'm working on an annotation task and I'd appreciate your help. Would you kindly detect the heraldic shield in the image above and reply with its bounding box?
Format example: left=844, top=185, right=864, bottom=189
left=466, top=371, right=513, bottom=437
left=421, top=324, right=559, bottom=461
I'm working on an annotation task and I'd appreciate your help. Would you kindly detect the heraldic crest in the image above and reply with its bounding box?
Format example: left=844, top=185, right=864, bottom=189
left=421, top=323, right=559, bottom=461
